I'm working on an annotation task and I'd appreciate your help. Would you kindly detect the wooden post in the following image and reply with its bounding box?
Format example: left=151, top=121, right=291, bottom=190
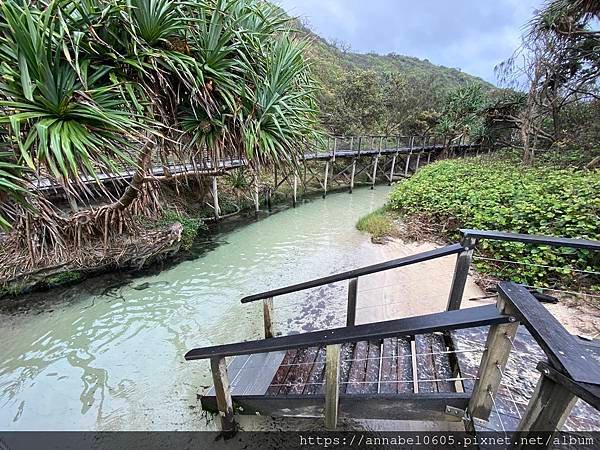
left=468, top=297, right=519, bottom=420
left=263, top=297, right=274, bottom=338
left=210, top=357, right=236, bottom=434
left=427, top=151, right=432, bottom=165
left=349, top=160, right=356, bottom=194
left=446, top=236, right=477, bottom=311
left=415, top=152, right=421, bottom=171
left=332, top=137, right=337, bottom=162
left=371, top=156, right=379, bottom=190
left=254, top=175, right=260, bottom=214
left=212, top=176, right=221, bottom=220
left=389, top=153, right=397, bottom=186
left=510, top=374, right=577, bottom=449
left=323, top=160, right=330, bottom=198
left=265, top=188, right=272, bottom=211
left=324, top=344, right=341, bottom=430
left=347, top=277, right=358, bottom=327
left=293, top=172, right=298, bottom=207
left=405, top=136, right=414, bottom=176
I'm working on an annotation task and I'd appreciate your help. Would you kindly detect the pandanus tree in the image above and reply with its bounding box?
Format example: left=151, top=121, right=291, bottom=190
left=0, top=0, right=320, bottom=268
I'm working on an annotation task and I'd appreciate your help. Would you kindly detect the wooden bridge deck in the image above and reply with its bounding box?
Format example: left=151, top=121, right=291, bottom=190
left=36, top=142, right=477, bottom=194
left=452, top=327, right=600, bottom=435
left=201, top=334, right=463, bottom=414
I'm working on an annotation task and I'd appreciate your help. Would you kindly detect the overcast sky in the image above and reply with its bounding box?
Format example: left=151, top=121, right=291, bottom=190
left=276, top=0, right=544, bottom=85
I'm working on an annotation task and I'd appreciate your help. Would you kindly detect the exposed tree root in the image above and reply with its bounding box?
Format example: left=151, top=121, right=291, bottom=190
left=0, top=177, right=180, bottom=292
left=0, top=222, right=183, bottom=292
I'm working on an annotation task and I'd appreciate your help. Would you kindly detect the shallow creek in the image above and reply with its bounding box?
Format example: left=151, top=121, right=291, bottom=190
left=0, top=187, right=392, bottom=431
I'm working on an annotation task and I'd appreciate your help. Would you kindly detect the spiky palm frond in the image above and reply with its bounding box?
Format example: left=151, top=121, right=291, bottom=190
left=0, top=0, right=146, bottom=186
left=0, top=150, right=28, bottom=230
left=243, top=36, right=320, bottom=166
left=130, top=0, right=185, bottom=45
left=0, top=0, right=322, bottom=234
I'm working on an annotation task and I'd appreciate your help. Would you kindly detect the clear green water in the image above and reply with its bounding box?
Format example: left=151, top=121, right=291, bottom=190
left=0, top=187, right=391, bottom=431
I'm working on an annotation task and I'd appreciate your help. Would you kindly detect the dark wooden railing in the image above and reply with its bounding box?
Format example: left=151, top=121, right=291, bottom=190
left=185, top=230, right=600, bottom=446
left=477, top=282, right=600, bottom=449
left=241, top=243, right=464, bottom=336
left=447, top=229, right=600, bottom=311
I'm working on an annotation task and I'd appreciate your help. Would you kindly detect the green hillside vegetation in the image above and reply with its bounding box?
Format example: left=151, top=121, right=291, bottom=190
left=293, top=19, right=494, bottom=135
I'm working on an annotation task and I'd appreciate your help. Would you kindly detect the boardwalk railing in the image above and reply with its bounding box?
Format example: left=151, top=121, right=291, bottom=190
left=185, top=230, right=599, bottom=447
left=447, top=229, right=600, bottom=312
left=37, top=134, right=485, bottom=200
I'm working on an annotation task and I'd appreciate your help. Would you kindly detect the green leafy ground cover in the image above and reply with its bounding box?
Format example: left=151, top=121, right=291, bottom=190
left=387, top=159, right=600, bottom=289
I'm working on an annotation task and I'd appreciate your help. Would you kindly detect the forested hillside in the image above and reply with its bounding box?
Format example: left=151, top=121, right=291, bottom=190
left=294, top=19, right=494, bottom=135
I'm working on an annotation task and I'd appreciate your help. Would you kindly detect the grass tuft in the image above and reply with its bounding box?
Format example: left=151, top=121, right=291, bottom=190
left=356, top=208, right=396, bottom=240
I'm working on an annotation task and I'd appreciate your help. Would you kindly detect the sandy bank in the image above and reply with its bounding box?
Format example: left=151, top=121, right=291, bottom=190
left=354, top=237, right=599, bottom=339
left=352, top=238, right=490, bottom=325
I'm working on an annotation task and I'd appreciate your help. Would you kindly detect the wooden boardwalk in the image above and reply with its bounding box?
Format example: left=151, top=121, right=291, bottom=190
left=202, top=334, right=462, bottom=413
left=452, top=326, right=600, bottom=435
left=36, top=140, right=478, bottom=195
left=188, top=232, right=600, bottom=440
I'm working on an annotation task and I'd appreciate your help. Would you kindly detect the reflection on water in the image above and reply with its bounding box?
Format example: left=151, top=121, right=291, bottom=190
left=0, top=187, right=391, bottom=430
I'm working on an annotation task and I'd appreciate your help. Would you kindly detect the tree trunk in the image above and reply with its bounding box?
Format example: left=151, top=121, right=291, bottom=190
left=114, top=144, right=153, bottom=211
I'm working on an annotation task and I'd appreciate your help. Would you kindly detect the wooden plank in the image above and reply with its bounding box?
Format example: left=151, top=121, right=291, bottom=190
left=347, top=278, right=358, bottom=327
left=415, top=334, right=436, bottom=393
left=512, top=374, right=577, bottom=449
left=325, top=344, right=341, bottom=429
left=201, top=393, right=471, bottom=422
left=398, top=337, right=414, bottom=393
left=185, top=305, right=512, bottom=361
left=364, top=340, right=382, bottom=394
left=243, top=353, right=284, bottom=395
left=208, top=353, right=286, bottom=397
left=279, top=348, right=311, bottom=395
left=430, top=333, right=454, bottom=393
left=498, top=282, right=598, bottom=385
left=231, top=353, right=285, bottom=396
left=339, top=342, right=355, bottom=394
left=285, top=347, right=320, bottom=395
left=380, top=338, right=398, bottom=394
left=346, top=341, right=369, bottom=394
left=304, top=346, right=327, bottom=395
left=241, top=244, right=465, bottom=304
left=266, top=349, right=297, bottom=395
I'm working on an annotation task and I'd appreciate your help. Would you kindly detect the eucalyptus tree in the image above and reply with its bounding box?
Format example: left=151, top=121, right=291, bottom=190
left=498, top=0, right=599, bottom=164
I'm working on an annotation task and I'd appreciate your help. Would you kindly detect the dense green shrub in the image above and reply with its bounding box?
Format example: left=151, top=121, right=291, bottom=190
left=388, top=159, right=600, bottom=289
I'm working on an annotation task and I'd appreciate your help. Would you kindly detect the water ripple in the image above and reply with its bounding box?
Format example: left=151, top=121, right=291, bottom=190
left=0, top=187, right=391, bottom=430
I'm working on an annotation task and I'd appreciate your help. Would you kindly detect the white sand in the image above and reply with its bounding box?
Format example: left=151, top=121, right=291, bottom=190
left=354, top=239, right=491, bottom=325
